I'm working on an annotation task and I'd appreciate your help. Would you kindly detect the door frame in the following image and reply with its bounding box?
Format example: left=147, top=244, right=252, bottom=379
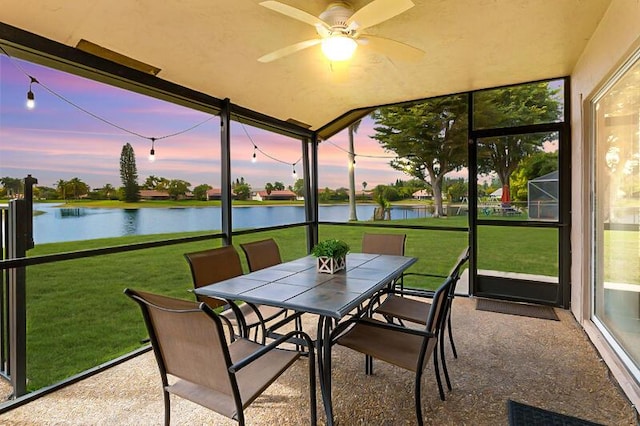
left=467, top=80, right=572, bottom=308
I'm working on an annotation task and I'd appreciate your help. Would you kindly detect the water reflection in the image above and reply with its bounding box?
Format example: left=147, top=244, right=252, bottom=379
left=57, top=208, right=85, bottom=218
left=122, top=209, right=139, bottom=235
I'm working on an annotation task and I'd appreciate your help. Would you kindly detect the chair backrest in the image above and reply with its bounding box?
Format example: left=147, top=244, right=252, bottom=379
left=418, top=276, right=453, bottom=370
left=240, top=238, right=282, bottom=272
left=448, top=246, right=470, bottom=280
left=184, top=245, right=244, bottom=308
left=361, top=233, right=406, bottom=256
left=124, top=288, right=240, bottom=410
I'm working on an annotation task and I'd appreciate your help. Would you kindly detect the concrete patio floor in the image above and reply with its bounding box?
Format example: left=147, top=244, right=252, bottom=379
left=0, top=297, right=637, bottom=425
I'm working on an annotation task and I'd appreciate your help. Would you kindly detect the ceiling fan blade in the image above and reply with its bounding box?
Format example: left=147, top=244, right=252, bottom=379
left=260, top=1, right=330, bottom=30
left=362, top=34, right=424, bottom=61
left=346, top=0, right=414, bottom=32
left=258, top=38, right=322, bottom=63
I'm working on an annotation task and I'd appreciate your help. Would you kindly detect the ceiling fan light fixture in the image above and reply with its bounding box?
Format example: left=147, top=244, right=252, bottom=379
left=321, top=34, right=357, bottom=61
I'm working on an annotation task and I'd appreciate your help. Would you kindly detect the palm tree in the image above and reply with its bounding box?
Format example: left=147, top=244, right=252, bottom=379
left=55, top=179, right=67, bottom=200
left=102, top=183, right=115, bottom=199
left=348, top=119, right=361, bottom=221
left=67, top=177, right=88, bottom=199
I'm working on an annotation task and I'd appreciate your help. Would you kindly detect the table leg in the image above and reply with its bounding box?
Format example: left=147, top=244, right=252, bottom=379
left=316, top=315, right=335, bottom=425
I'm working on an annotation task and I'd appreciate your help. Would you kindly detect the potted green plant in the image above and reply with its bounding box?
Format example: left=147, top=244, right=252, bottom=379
left=311, top=239, right=350, bottom=274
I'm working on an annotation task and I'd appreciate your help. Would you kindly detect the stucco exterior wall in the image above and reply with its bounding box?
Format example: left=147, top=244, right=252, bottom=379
left=570, top=0, right=640, bottom=409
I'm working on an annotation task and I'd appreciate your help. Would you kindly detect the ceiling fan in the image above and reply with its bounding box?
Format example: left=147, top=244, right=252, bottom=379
left=258, top=0, right=424, bottom=63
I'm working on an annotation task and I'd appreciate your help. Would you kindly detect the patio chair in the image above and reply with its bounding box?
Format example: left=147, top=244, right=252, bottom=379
left=184, top=245, right=288, bottom=343
left=239, top=238, right=283, bottom=272
left=362, top=232, right=407, bottom=290
left=370, top=246, right=470, bottom=393
left=124, top=288, right=316, bottom=426
left=239, top=238, right=304, bottom=346
left=332, top=276, right=453, bottom=425
left=361, top=232, right=406, bottom=256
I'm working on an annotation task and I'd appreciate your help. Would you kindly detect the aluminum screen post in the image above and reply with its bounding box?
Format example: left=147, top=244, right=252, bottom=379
left=7, top=199, right=27, bottom=397
left=6, top=175, right=37, bottom=397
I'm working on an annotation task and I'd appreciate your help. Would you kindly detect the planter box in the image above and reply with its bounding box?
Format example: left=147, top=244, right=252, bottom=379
left=317, top=256, right=346, bottom=274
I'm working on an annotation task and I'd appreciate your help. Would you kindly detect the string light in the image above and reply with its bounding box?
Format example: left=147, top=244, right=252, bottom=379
left=26, top=76, right=38, bottom=109
left=1, top=45, right=215, bottom=156
left=324, top=139, right=396, bottom=159
left=236, top=119, right=302, bottom=180
left=149, top=138, right=156, bottom=162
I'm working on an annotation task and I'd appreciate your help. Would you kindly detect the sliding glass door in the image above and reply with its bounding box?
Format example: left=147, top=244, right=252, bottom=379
left=591, top=50, right=640, bottom=377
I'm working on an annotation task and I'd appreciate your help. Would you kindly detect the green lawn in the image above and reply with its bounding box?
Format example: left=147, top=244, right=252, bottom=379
left=22, top=218, right=558, bottom=390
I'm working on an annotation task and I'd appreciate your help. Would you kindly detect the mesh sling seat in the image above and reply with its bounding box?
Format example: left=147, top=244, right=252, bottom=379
left=361, top=232, right=407, bottom=257
left=239, top=238, right=284, bottom=272
left=332, top=277, right=453, bottom=425
left=362, top=233, right=407, bottom=292
left=370, top=246, right=470, bottom=394
left=184, top=245, right=288, bottom=343
left=239, top=238, right=304, bottom=339
left=125, top=289, right=317, bottom=426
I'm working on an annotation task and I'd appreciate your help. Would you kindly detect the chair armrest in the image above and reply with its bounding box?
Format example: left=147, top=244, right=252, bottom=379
left=228, top=330, right=315, bottom=373
left=403, top=272, right=447, bottom=279
left=357, top=318, right=436, bottom=338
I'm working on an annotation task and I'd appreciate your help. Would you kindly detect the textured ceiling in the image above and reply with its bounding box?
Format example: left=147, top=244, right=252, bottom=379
left=0, top=0, right=610, bottom=134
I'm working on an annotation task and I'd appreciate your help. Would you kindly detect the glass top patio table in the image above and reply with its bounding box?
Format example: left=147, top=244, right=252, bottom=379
left=193, top=252, right=417, bottom=319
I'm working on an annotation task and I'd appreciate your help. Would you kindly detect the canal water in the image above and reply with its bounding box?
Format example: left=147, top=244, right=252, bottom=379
left=31, top=203, right=433, bottom=244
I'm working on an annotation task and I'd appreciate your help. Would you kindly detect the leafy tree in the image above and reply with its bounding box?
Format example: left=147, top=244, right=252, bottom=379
left=318, top=187, right=333, bottom=203
left=120, top=143, right=140, bottom=202
left=167, top=179, right=191, bottom=200
left=333, top=187, right=349, bottom=202
left=372, top=184, right=392, bottom=220
left=444, top=178, right=468, bottom=202
left=0, top=176, right=23, bottom=197
left=102, top=183, right=117, bottom=199
left=193, top=184, right=212, bottom=201
left=265, top=182, right=274, bottom=195
left=36, top=186, right=57, bottom=200
left=142, top=175, right=170, bottom=190
left=66, top=177, right=89, bottom=199
left=232, top=177, right=251, bottom=200
left=510, top=151, right=558, bottom=202
left=291, top=178, right=304, bottom=197
left=55, top=179, right=67, bottom=200
left=273, top=181, right=285, bottom=191
left=371, top=94, right=468, bottom=217
left=474, top=82, right=561, bottom=194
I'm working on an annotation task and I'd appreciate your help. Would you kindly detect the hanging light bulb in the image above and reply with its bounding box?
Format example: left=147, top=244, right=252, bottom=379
left=252, top=146, right=257, bottom=163
left=149, top=138, right=156, bottom=162
left=26, top=76, right=38, bottom=110
left=292, top=164, right=297, bottom=179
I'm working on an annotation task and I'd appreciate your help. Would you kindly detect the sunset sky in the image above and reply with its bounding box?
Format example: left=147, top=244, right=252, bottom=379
left=0, top=55, right=407, bottom=191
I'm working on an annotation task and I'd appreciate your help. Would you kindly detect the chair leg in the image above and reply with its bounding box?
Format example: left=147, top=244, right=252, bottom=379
left=307, top=342, right=318, bottom=426
left=440, top=326, right=452, bottom=391
left=259, top=322, right=267, bottom=345
left=295, top=314, right=303, bottom=352
left=447, top=313, right=457, bottom=359
left=433, top=349, right=445, bottom=401
left=365, top=355, right=373, bottom=375
left=414, top=369, right=424, bottom=426
left=163, top=390, right=170, bottom=426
